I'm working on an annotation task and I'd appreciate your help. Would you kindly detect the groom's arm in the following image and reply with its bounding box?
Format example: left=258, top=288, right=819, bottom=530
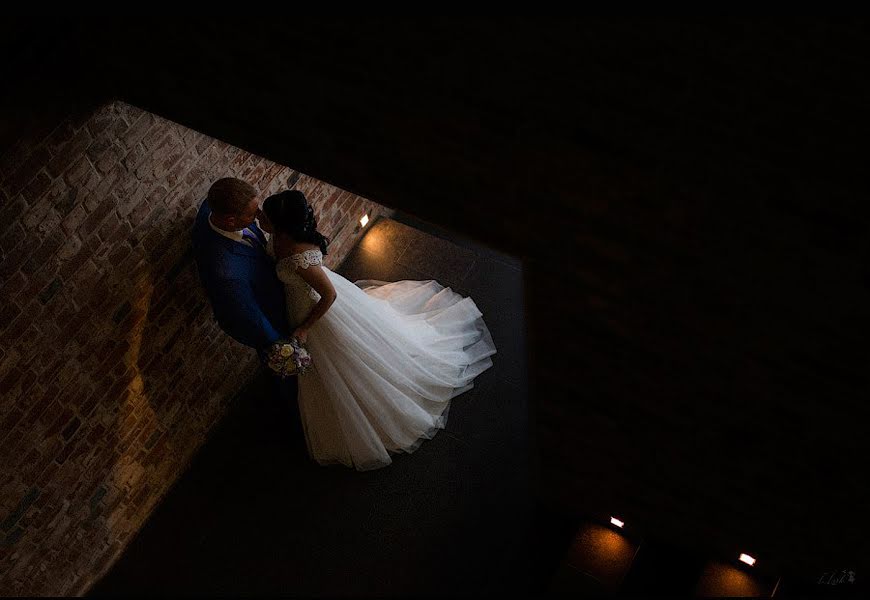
left=211, top=278, right=283, bottom=351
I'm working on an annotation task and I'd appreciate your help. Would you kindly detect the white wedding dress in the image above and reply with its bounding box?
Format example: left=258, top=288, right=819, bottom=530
left=270, top=244, right=497, bottom=471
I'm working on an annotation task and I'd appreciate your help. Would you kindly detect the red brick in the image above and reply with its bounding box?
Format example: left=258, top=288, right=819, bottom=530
left=43, top=179, right=83, bottom=219
left=130, top=482, right=153, bottom=511
left=90, top=163, right=123, bottom=208
left=0, top=196, right=28, bottom=236
left=337, top=190, right=354, bottom=210
left=8, top=324, right=41, bottom=367
left=157, top=143, right=185, bottom=180
left=63, top=155, right=94, bottom=188
left=24, top=442, right=58, bottom=483
left=178, top=126, right=201, bottom=149
left=21, top=229, right=65, bottom=275
left=0, top=271, right=28, bottom=298
left=0, top=221, right=26, bottom=254
left=0, top=406, right=25, bottom=436
left=21, top=195, right=55, bottom=231
left=44, top=120, right=77, bottom=155
left=151, top=132, right=180, bottom=170
left=117, top=102, right=145, bottom=127
left=119, top=418, right=142, bottom=447
left=95, top=211, right=123, bottom=244
left=34, top=397, right=63, bottom=433
left=22, top=171, right=52, bottom=204
left=46, top=127, right=92, bottom=179
left=108, top=223, right=135, bottom=253
left=114, top=178, right=150, bottom=218
left=1, top=299, right=39, bottom=345
left=140, top=224, right=167, bottom=254
left=224, top=147, right=245, bottom=172
left=300, top=179, right=323, bottom=202
left=86, top=105, right=116, bottom=137
left=164, top=154, right=197, bottom=193
left=17, top=445, right=41, bottom=474
left=35, top=459, right=60, bottom=491
left=146, top=437, right=169, bottom=467
left=183, top=158, right=209, bottom=191
left=0, top=366, right=24, bottom=395
left=52, top=358, right=80, bottom=393
left=120, top=112, right=155, bottom=151
left=86, top=423, right=107, bottom=446
left=127, top=200, right=154, bottom=229
left=76, top=389, right=101, bottom=421
left=68, top=380, right=94, bottom=410
left=322, top=188, right=342, bottom=212
left=0, top=421, right=25, bottom=454
left=78, top=195, right=115, bottom=234
left=0, top=241, right=32, bottom=281
left=17, top=256, right=60, bottom=302
left=44, top=407, right=75, bottom=440
left=84, top=131, right=113, bottom=163
left=94, top=142, right=126, bottom=176
left=139, top=120, right=171, bottom=153
left=58, top=233, right=99, bottom=280
left=255, top=162, right=286, bottom=192
left=57, top=233, right=82, bottom=260
left=194, top=132, right=215, bottom=155
left=57, top=306, right=90, bottom=343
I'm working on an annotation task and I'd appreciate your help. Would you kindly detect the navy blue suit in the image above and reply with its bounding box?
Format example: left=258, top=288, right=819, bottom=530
left=192, top=199, right=301, bottom=437
left=191, top=200, right=291, bottom=359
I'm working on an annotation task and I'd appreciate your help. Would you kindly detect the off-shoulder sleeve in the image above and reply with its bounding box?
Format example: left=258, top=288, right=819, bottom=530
left=275, top=249, right=323, bottom=283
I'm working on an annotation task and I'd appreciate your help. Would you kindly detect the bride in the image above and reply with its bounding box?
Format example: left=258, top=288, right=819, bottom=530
left=259, top=190, right=497, bottom=471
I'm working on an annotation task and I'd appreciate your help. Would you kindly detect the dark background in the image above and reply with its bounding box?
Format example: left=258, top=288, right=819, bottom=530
left=3, top=18, right=869, bottom=584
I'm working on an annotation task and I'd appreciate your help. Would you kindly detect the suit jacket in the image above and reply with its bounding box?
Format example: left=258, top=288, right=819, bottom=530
left=191, top=200, right=291, bottom=356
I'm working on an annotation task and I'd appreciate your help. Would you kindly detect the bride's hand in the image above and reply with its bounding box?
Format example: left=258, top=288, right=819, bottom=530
left=291, top=328, right=309, bottom=345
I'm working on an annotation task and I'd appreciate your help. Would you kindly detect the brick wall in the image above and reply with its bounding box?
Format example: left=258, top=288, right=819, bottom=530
left=0, top=101, right=393, bottom=596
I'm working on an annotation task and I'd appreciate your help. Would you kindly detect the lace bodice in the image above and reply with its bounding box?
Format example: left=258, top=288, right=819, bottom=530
left=269, top=240, right=324, bottom=327
left=281, top=248, right=324, bottom=271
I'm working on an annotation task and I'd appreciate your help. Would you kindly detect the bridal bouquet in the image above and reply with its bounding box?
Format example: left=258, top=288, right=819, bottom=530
left=265, top=337, right=313, bottom=377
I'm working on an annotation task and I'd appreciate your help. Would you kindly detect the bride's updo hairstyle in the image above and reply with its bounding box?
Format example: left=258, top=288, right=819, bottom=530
left=262, top=189, right=330, bottom=255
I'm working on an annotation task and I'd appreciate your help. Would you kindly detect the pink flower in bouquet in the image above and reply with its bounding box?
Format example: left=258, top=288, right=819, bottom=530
left=266, top=337, right=313, bottom=377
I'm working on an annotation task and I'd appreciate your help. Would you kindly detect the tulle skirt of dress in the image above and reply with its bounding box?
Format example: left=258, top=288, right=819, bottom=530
left=296, top=268, right=497, bottom=471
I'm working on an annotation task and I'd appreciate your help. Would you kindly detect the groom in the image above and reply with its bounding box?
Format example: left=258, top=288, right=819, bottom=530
left=191, top=178, right=300, bottom=424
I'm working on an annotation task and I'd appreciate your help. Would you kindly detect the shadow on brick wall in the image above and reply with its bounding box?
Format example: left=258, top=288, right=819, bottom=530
left=1, top=100, right=393, bottom=596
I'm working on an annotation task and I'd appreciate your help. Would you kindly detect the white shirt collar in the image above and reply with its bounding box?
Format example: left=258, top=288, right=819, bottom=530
left=208, top=215, right=270, bottom=247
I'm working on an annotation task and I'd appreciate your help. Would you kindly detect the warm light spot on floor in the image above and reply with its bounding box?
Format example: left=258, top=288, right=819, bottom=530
left=359, top=221, right=387, bottom=255
left=695, top=561, right=767, bottom=597
left=565, top=522, right=639, bottom=591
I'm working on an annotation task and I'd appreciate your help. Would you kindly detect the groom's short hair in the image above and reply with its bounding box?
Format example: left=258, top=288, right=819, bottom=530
left=207, top=178, right=257, bottom=216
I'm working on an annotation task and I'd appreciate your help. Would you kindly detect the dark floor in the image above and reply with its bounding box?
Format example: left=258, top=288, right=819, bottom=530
left=88, top=213, right=558, bottom=596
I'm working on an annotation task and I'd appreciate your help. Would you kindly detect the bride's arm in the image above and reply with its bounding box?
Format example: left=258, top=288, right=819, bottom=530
left=292, top=264, right=337, bottom=341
